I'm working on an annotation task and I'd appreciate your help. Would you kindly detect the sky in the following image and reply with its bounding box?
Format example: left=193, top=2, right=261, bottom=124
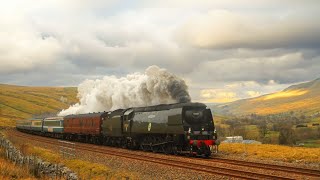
left=1, top=0, right=320, bottom=103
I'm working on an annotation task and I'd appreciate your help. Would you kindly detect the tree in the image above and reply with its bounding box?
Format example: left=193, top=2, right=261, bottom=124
left=290, top=111, right=294, bottom=116
left=279, top=126, right=296, bottom=145
left=215, top=124, right=227, bottom=138
left=257, top=120, right=268, bottom=142
left=234, top=126, right=248, bottom=139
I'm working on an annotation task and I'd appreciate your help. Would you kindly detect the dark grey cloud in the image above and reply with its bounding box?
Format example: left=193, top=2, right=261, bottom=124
left=189, top=50, right=320, bottom=85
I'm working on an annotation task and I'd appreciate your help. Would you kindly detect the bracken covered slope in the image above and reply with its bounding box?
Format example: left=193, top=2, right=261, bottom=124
left=0, top=84, right=77, bottom=126
left=212, top=78, right=320, bottom=115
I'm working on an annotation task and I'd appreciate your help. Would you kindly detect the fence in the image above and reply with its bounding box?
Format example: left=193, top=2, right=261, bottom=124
left=0, top=133, right=78, bottom=179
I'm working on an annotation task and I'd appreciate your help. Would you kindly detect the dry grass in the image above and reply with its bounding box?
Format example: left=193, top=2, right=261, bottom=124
left=0, top=84, right=77, bottom=127
left=261, top=90, right=308, bottom=101
left=220, top=143, right=320, bottom=163
left=251, top=97, right=320, bottom=115
left=213, top=114, right=228, bottom=124
left=0, top=148, right=36, bottom=180
left=23, top=144, right=138, bottom=179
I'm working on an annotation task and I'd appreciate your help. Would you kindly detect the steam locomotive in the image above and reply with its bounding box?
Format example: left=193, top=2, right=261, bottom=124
left=16, top=102, right=217, bottom=157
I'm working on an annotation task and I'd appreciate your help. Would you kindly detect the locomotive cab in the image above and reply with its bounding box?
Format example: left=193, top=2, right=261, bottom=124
left=183, top=106, right=216, bottom=157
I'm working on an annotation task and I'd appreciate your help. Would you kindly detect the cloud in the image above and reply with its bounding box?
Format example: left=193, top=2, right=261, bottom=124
left=247, top=91, right=261, bottom=98
left=0, top=0, right=320, bottom=104
left=176, top=9, right=320, bottom=49
left=0, top=12, right=62, bottom=73
left=200, top=89, right=238, bottom=103
left=199, top=80, right=291, bottom=103
left=190, top=52, right=320, bottom=84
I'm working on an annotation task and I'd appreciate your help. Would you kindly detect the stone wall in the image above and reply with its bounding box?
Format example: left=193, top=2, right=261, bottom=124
left=0, top=133, right=78, bottom=179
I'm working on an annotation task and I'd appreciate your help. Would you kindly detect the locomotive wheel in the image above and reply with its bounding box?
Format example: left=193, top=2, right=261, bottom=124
left=141, top=136, right=152, bottom=151
left=152, top=137, right=160, bottom=152
left=121, top=139, right=127, bottom=149
left=164, top=144, right=173, bottom=154
left=172, top=146, right=178, bottom=155
left=146, top=136, right=153, bottom=151
left=130, top=140, right=137, bottom=150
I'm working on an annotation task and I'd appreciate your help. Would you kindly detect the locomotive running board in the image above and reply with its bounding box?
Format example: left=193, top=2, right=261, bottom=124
left=141, top=141, right=169, bottom=147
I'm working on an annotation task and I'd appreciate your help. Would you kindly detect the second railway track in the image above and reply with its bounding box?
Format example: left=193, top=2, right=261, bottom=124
left=209, top=157, right=320, bottom=178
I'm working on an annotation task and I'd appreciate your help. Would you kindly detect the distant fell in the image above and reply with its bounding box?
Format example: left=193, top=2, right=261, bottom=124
left=0, top=84, right=77, bottom=126
left=211, top=78, right=320, bottom=116
left=284, top=78, right=320, bottom=91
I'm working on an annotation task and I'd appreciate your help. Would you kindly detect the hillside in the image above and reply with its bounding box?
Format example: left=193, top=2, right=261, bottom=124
left=212, top=78, right=320, bottom=116
left=0, top=84, right=77, bottom=126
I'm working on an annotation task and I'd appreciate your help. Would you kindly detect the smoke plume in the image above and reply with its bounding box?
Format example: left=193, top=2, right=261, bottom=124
left=58, top=66, right=191, bottom=116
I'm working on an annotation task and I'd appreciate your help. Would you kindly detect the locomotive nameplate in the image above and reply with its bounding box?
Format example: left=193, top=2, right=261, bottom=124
left=148, top=122, right=152, bottom=131
left=124, top=123, right=129, bottom=131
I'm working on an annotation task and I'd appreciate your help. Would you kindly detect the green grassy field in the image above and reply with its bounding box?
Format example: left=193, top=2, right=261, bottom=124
left=0, top=84, right=77, bottom=126
left=296, top=139, right=320, bottom=148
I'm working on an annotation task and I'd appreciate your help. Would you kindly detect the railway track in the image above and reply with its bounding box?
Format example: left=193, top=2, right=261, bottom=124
left=9, top=130, right=320, bottom=179
left=209, top=157, right=320, bottom=178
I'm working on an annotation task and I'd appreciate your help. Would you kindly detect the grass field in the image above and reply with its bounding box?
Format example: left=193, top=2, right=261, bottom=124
left=296, top=139, right=320, bottom=148
left=21, top=144, right=138, bottom=179
left=213, top=114, right=229, bottom=124
left=220, top=143, right=320, bottom=163
left=0, top=84, right=77, bottom=126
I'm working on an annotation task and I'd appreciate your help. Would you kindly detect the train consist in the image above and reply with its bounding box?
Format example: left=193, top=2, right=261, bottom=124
left=16, top=102, right=217, bottom=157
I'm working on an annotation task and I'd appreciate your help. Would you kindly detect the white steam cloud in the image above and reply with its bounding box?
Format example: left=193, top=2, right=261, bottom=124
left=58, top=66, right=191, bottom=116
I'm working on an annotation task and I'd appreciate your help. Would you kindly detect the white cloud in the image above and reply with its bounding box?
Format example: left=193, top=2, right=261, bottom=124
left=176, top=9, right=320, bottom=49
left=197, top=80, right=291, bottom=103
left=247, top=91, right=261, bottom=98
left=200, top=89, right=238, bottom=103
left=0, top=14, right=62, bottom=73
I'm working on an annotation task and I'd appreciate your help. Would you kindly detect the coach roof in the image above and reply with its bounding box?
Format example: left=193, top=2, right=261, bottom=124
left=64, top=112, right=108, bottom=119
